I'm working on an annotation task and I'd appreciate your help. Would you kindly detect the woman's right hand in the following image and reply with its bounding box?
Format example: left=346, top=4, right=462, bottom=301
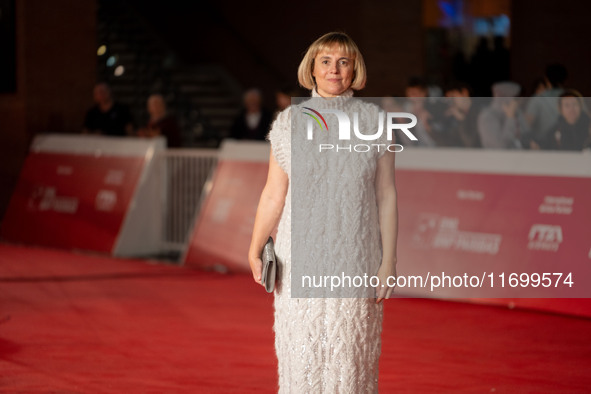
left=248, top=149, right=288, bottom=288
left=375, top=262, right=397, bottom=303
left=249, top=254, right=263, bottom=285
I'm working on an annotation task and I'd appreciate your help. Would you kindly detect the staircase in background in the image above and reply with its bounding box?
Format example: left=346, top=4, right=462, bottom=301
left=96, top=0, right=243, bottom=147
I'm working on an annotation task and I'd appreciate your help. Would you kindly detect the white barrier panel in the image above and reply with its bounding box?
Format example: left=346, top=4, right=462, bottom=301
left=1, top=134, right=165, bottom=257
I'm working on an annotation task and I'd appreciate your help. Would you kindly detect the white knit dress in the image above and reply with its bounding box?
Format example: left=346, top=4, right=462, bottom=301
left=268, top=89, right=386, bottom=393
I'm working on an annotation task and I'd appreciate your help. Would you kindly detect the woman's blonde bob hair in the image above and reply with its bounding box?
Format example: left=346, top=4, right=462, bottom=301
left=297, top=32, right=367, bottom=91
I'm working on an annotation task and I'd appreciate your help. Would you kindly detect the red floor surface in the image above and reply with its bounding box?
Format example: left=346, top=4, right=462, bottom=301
left=1, top=243, right=590, bottom=393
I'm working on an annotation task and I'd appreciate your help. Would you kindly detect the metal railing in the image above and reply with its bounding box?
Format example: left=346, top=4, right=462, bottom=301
left=157, top=149, right=218, bottom=256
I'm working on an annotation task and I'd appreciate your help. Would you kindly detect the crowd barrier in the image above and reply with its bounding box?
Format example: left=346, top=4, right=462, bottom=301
left=1, top=134, right=165, bottom=256
left=1, top=134, right=220, bottom=258
left=3, top=135, right=589, bottom=316
left=184, top=141, right=591, bottom=317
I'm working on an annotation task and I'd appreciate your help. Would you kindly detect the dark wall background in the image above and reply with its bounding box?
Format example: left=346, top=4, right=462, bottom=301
left=0, top=0, right=17, bottom=93
left=128, top=0, right=591, bottom=98
left=511, top=0, right=591, bottom=95
left=126, top=0, right=423, bottom=99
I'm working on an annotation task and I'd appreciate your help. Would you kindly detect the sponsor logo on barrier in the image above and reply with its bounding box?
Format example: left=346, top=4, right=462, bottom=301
left=27, top=187, right=79, bottom=214
left=104, top=169, right=125, bottom=186
left=303, top=107, right=416, bottom=153
left=528, top=224, right=563, bottom=252
left=95, top=190, right=117, bottom=212
left=456, top=189, right=485, bottom=201
left=413, top=213, right=501, bottom=255
left=56, top=165, right=73, bottom=175
left=538, top=196, right=573, bottom=215
left=211, top=198, right=233, bottom=223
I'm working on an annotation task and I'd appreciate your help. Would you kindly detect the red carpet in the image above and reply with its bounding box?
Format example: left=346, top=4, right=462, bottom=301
left=1, top=244, right=589, bottom=392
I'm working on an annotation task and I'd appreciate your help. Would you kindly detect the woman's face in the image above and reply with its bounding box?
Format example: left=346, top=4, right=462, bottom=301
left=312, top=46, right=354, bottom=97
left=560, top=97, right=581, bottom=125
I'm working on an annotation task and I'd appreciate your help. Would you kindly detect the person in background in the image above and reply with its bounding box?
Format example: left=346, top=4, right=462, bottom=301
left=230, top=88, right=273, bottom=140
left=402, top=76, right=437, bottom=147
left=380, top=96, right=404, bottom=114
left=380, top=96, right=405, bottom=144
left=440, top=82, right=481, bottom=147
left=138, top=94, right=181, bottom=147
left=545, top=90, right=591, bottom=151
left=469, top=37, right=494, bottom=96
left=273, top=86, right=303, bottom=121
left=478, top=81, right=528, bottom=149
left=530, top=76, right=548, bottom=97
left=525, top=63, right=568, bottom=149
left=83, top=82, right=134, bottom=136
left=491, top=36, right=511, bottom=83
left=275, top=86, right=293, bottom=113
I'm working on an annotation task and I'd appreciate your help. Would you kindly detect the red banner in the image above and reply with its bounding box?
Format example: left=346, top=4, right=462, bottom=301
left=396, top=169, right=590, bottom=290
left=394, top=169, right=591, bottom=316
left=1, top=152, right=144, bottom=253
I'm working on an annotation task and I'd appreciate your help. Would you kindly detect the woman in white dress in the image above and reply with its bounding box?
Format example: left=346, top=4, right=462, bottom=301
left=248, top=32, right=399, bottom=393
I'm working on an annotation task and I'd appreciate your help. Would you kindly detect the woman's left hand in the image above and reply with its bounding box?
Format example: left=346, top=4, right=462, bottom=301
left=375, top=262, right=396, bottom=304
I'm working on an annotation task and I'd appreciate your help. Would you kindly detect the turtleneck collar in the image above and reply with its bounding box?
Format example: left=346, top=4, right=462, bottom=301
left=311, top=87, right=354, bottom=98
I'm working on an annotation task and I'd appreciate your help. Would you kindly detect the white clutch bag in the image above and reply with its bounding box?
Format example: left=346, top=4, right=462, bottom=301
left=261, top=236, right=277, bottom=293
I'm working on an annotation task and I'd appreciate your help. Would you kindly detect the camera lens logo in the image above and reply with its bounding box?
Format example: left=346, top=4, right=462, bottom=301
left=302, top=107, right=328, bottom=132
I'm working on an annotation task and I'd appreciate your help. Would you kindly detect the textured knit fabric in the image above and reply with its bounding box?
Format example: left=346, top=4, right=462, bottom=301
left=267, top=88, right=386, bottom=393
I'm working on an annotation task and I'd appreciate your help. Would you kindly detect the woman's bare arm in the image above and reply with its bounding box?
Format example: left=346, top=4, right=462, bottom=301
left=248, top=149, right=289, bottom=284
left=374, top=150, right=398, bottom=303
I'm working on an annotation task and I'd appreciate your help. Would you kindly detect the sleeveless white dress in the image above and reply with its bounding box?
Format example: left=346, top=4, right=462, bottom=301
left=267, top=88, right=387, bottom=393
